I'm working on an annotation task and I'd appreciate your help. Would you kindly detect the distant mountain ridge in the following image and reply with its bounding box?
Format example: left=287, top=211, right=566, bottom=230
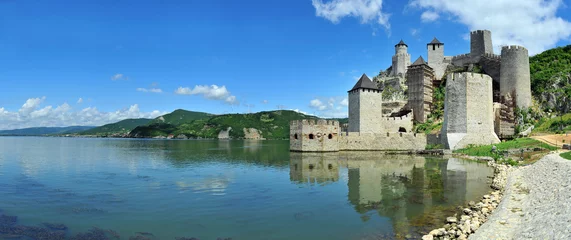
left=79, top=118, right=153, bottom=136
left=129, top=110, right=319, bottom=140
left=0, top=126, right=94, bottom=136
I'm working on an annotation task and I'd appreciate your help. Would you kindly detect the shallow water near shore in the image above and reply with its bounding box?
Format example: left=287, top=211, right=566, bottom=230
left=0, top=137, right=493, bottom=240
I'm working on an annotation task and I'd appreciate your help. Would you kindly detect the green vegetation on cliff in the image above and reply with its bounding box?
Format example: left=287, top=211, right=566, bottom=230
left=530, top=45, right=571, bottom=104
left=129, top=110, right=318, bottom=139
left=79, top=118, right=152, bottom=136
left=561, top=151, right=571, bottom=160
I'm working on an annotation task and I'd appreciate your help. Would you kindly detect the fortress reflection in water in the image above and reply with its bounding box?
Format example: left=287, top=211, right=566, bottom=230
left=289, top=152, right=492, bottom=236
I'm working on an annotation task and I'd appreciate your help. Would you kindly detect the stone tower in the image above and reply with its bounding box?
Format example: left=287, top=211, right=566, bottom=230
left=427, top=38, right=446, bottom=80
left=348, top=74, right=383, bottom=133
left=406, top=56, right=435, bottom=123
left=441, top=73, right=500, bottom=150
left=500, top=45, right=532, bottom=109
left=470, top=30, right=493, bottom=57
left=391, top=40, right=411, bottom=76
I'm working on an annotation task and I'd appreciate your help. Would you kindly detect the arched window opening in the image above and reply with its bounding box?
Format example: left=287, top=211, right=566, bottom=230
left=309, top=134, right=314, bottom=139
left=328, top=134, right=333, bottom=139
left=398, top=127, right=407, bottom=133
left=433, top=45, right=436, bottom=51
left=328, top=164, right=333, bottom=170
left=309, top=164, right=314, bottom=170
left=294, top=133, right=298, bottom=139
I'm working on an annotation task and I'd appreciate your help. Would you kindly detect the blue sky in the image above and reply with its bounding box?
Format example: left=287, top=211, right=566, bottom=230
left=1, top=0, right=571, bottom=129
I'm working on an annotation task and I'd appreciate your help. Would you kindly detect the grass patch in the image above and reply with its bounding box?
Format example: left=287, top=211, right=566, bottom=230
left=455, top=138, right=557, bottom=157
left=561, top=151, right=571, bottom=160
left=455, top=138, right=558, bottom=165
left=535, top=113, right=571, bottom=133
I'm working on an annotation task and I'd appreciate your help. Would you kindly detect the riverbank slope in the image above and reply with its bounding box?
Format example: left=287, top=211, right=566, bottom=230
left=470, top=153, right=571, bottom=239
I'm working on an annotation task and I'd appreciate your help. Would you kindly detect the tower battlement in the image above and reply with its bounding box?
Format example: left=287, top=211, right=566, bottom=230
left=470, top=30, right=491, bottom=35
left=501, top=45, right=528, bottom=53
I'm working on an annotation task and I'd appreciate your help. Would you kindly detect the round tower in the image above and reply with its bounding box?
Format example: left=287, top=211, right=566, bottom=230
left=500, top=45, right=531, bottom=108
left=391, top=40, right=411, bottom=76
left=470, top=30, right=493, bottom=56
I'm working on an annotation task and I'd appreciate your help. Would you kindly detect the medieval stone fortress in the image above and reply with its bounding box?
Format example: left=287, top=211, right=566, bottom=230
left=290, top=30, right=532, bottom=152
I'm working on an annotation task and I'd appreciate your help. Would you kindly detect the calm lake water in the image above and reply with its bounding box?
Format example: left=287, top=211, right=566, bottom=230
left=0, top=137, right=493, bottom=240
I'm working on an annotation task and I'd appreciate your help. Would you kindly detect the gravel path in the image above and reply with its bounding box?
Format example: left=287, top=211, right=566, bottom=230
left=470, top=153, right=571, bottom=240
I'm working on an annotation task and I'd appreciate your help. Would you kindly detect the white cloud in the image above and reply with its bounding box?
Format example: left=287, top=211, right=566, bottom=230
left=77, top=98, right=83, bottom=104
left=411, top=28, right=420, bottom=37
left=409, top=0, right=571, bottom=54
left=262, top=100, right=269, bottom=104
left=175, top=85, right=238, bottom=105
left=308, top=97, right=349, bottom=118
left=312, top=0, right=390, bottom=30
left=420, top=11, right=439, bottom=22
left=111, top=73, right=127, bottom=81
left=19, top=97, right=46, bottom=116
left=0, top=97, right=166, bottom=130
left=310, top=99, right=327, bottom=111
left=137, top=88, right=163, bottom=93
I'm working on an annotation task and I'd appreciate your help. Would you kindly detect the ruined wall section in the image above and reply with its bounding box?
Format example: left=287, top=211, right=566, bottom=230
left=290, top=120, right=339, bottom=152
left=500, top=45, right=532, bottom=108
left=348, top=88, right=384, bottom=133
left=470, top=30, right=493, bottom=57
left=407, top=64, right=435, bottom=122
left=441, top=73, right=500, bottom=150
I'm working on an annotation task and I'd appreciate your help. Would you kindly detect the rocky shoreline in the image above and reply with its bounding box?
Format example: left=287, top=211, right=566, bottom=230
left=421, top=157, right=514, bottom=240
left=422, top=152, right=571, bottom=240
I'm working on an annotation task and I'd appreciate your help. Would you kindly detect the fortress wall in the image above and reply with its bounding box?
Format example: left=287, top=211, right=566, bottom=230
left=290, top=120, right=340, bottom=152
left=381, top=112, right=414, bottom=133
left=451, top=53, right=475, bottom=66
left=338, top=132, right=427, bottom=151
left=500, top=45, right=532, bottom=108
left=480, top=54, right=502, bottom=83
left=470, top=30, right=493, bottom=56
left=441, top=73, right=500, bottom=150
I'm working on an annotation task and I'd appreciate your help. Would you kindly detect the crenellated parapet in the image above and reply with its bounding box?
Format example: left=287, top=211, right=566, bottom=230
left=291, top=119, right=340, bottom=127
left=482, top=53, right=501, bottom=60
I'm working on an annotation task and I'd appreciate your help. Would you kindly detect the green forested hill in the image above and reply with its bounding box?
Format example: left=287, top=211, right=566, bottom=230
left=129, top=110, right=318, bottom=139
left=79, top=118, right=152, bottom=136
left=147, top=109, right=213, bottom=125
left=530, top=45, right=571, bottom=111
